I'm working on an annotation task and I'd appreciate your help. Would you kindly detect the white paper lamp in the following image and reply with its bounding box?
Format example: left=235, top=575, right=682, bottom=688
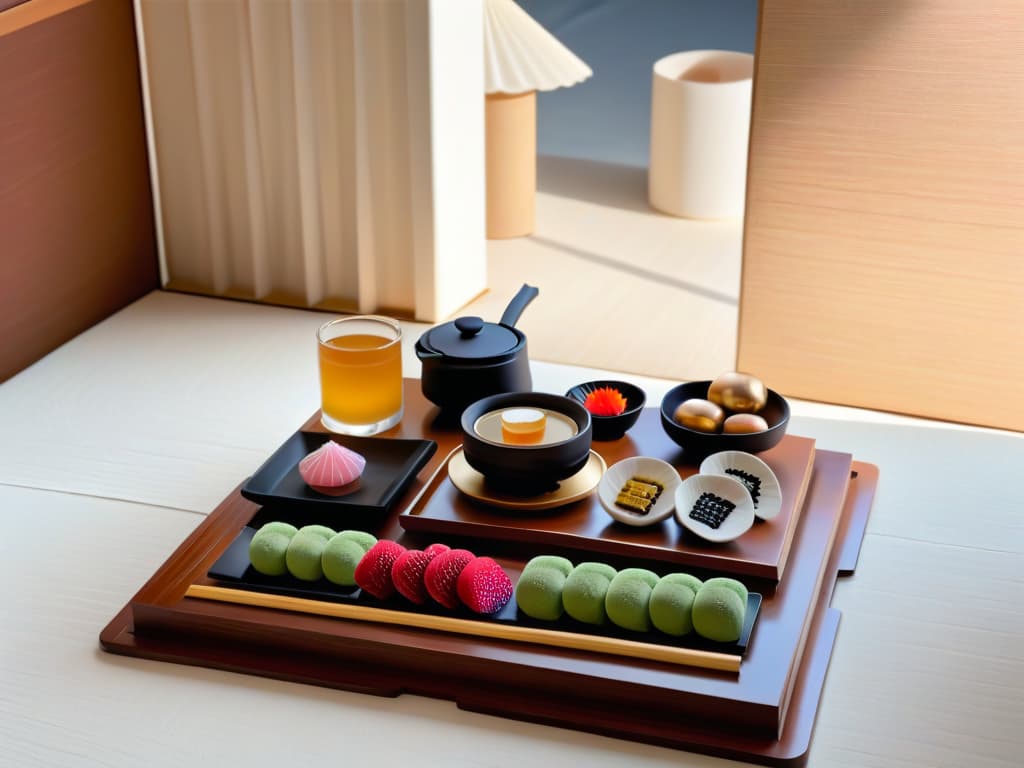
left=483, top=0, right=591, bottom=239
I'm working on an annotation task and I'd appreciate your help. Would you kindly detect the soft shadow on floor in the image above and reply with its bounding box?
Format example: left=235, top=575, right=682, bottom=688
left=530, top=235, right=737, bottom=307
left=536, top=154, right=655, bottom=214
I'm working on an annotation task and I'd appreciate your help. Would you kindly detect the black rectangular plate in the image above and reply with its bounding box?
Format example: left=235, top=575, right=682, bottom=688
left=209, top=524, right=762, bottom=657
left=240, top=431, right=437, bottom=519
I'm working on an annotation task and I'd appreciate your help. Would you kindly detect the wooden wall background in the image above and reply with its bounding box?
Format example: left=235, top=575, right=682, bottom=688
left=739, top=0, right=1023, bottom=431
left=0, top=0, right=158, bottom=382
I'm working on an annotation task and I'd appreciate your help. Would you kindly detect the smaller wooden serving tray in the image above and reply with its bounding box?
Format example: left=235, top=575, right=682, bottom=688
left=401, top=409, right=816, bottom=581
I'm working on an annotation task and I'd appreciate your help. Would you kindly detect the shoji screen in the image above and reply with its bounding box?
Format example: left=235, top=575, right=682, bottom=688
left=136, top=0, right=486, bottom=321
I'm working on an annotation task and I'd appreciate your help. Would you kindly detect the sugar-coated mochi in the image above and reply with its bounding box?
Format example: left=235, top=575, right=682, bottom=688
left=321, top=535, right=368, bottom=586
left=423, top=549, right=476, bottom=610
left=692, top=584, right=746, bottom=643
left=286, top=531, right=329, bottom=581
left=457, top=557, right=514, bottom=614
left=515, top=566, right=568, bottom=621
left=562, top=564, right=617, bottom=625
left=256, top=521, right=298, bottom=539
left=249, top=531, right=291, bottom=576
left=298, top=524, right=337, bottom=541
left=392, top=545, right=448, bottom=604
left=521, top=555, right=574, bottom=578
left=604, top=568, right=659, bottom=632
left=649, top=575, right=699, bottom=636
left=353, top=540, right=406, bottom=599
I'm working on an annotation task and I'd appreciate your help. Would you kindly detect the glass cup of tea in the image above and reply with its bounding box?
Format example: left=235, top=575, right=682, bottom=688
left=317, top=315, right=403, bottom=435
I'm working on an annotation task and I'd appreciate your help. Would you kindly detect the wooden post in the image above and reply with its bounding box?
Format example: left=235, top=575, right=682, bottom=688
left=485, top=90, right=536, bottom=239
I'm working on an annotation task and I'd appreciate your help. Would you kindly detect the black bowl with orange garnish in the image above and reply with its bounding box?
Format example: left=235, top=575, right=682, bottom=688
left=565, top=380, right=646, bottom=441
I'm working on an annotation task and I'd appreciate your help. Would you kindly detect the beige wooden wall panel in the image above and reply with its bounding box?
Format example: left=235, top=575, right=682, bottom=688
left=738, top=0, right=1024, bottom=431
left=0, top=0, right=158, bottom=382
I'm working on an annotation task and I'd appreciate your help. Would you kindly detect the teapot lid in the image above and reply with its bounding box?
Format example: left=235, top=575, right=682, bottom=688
left=418, top=316, right=523, bottom=362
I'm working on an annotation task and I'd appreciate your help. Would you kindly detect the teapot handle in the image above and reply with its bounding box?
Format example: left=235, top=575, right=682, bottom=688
left=499, top=283, right=539, bottom=328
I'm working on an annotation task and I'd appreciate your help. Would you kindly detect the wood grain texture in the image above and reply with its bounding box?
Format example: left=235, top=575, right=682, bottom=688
left=100, top=448, right=868, bottom=765
left=739, top=0, right=1024, bottom=431
left=185, top=584, right=742, bottom=673
left=97, top=377, right=864, bottom=762
left=402, top=421, right=818, bottom=581
left=0, top=0, right=158, bottom=382
left=0, top=0, right=30, bottom=14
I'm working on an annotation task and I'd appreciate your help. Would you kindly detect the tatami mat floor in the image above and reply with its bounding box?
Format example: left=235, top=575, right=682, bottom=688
left=456, top=155, right=743, bottom=385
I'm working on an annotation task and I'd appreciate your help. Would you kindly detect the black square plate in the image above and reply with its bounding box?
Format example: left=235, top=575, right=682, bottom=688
left=240, top=431, right=437, bottom=518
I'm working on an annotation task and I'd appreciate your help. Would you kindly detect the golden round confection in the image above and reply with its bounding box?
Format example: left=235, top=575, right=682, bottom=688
left=673, top=398, right=725, bottom=433
left=500, top=407, right=547, bottom=444
left=708, top=372, right=768, bottom=414
left=722, top=413, right=769, bottom=434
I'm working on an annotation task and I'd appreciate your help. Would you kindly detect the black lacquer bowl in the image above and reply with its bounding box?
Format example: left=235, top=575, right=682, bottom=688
left=565, top=380, right=646, bottom=441
left=660, top=381, right=790, bottom=461
left=460, top=392, right=593, bottom=492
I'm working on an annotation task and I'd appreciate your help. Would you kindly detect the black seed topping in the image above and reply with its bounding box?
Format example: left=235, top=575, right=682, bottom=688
left=724, top=468, right=762, bottom=507
left=689, top=492, right=735, bottom=529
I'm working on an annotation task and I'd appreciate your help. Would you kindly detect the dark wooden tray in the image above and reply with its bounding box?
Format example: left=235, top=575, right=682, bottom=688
left=98, top=380, right=876, bottom=766
left=401, top=408, right=815, bottom=581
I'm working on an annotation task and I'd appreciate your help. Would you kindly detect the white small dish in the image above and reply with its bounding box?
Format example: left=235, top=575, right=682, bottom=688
left=699, top=450, right=782, bottom=521
left=674, top=474, right=755, bottom=543
left=598, top=456, right=680, bottom=527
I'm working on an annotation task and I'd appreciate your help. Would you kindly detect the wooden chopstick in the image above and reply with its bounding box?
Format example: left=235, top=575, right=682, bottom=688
left=185, top=583, right=741, bottom=673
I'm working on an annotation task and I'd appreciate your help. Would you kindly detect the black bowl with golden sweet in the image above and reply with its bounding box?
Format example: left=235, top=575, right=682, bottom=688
left=660, top=381, right=789, bottom=461
left=460, top=392, right=593, bottom=492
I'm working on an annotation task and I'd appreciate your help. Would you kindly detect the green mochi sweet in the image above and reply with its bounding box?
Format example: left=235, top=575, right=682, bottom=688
left=571, top=561, right=618, bottom=581
left=515, top=566, right=568, bottom=621
left=692, top=584, right=747, bottom=643
left=321, top=535, right=368, bottom=586
left=248, top=531, right=291, bottom=576
left=521, top=555, right=574, bottom=578
left=563, top=564, right=616, bottom=625
left=701, top=577, right=748, bottom=606
left=660, top=572, right=703, bottom=594
left=298, top=524, right=337, bottom=541
left=286, top=531, right=328, bottom=581
left=334, top=529, right=377, bottom=552
left=605, top=568, right=659, bottom=632
left=649, top=576, right=698, bottom=636
left=256, top=521, right=298, bottom=539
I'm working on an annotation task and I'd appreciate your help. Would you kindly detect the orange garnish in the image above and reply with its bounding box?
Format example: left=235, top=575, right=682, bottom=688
left=583, top=387, right=628, bottom=417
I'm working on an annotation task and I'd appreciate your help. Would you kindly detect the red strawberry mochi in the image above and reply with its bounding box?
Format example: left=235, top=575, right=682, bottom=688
left=391, top=544, right=450, bottom=604
left=354, top=540, right=406, bottom=599
left=424, top=549, right=476, bottom=610
left=457, top=557, right=513, bottom=614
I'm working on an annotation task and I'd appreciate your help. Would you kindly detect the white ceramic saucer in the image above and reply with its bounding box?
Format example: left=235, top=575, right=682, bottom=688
left=699, top=450, right=782, bottom=521
left=598, top=456, right=681, bottom=527
left=674, top=474, right=755, bottom=543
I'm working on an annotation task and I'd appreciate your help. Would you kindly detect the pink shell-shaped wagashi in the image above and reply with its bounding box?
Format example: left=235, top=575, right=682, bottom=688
left=298, top=441, right=366, bottom=487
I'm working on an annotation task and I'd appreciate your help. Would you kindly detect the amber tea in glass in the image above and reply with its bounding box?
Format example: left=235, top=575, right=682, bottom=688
left=317, top=316, right=402, bottom=435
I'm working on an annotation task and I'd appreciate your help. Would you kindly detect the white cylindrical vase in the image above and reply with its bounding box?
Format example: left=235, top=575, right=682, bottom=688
left=648, top=50, right=753, bottom=219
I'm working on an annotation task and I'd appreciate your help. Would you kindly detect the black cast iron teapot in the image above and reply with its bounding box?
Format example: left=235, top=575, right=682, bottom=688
left=415, top=284, right=539, bottom=413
